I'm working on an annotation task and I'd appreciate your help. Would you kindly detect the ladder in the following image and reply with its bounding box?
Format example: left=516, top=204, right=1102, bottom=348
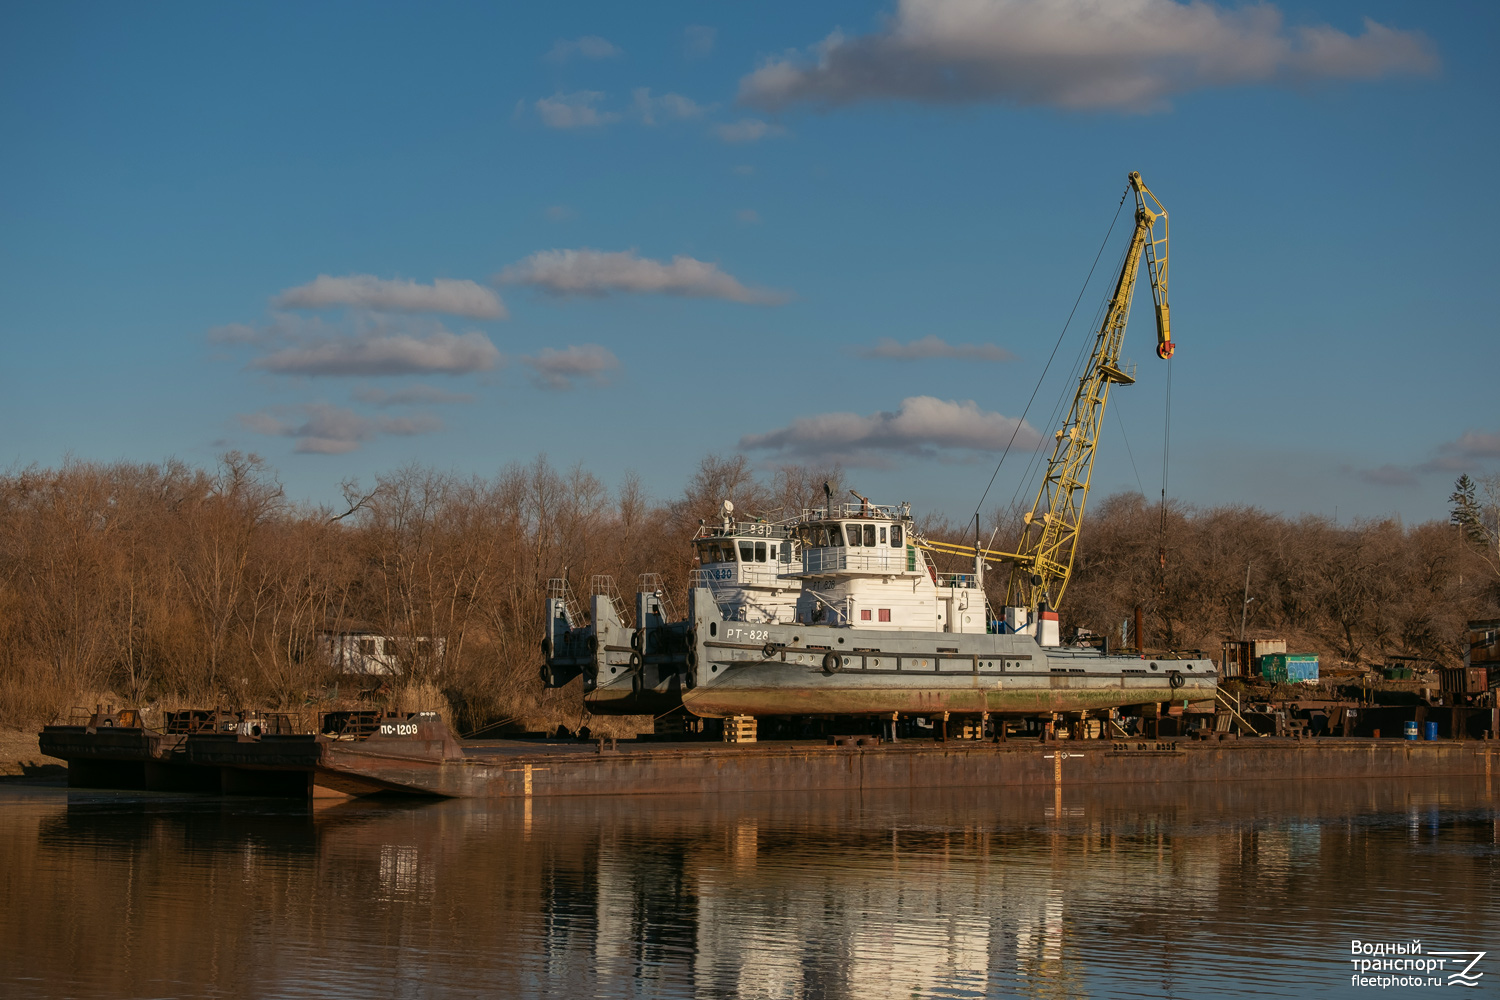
left=1214, top=687, right=1260, bottom=736
left=591, top=575, right=633, bottom=628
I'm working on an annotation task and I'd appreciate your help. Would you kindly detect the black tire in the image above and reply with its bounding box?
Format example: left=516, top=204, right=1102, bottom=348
left=1168, top=670, right=1184, bottom=689
left=629, top=651, right=643, bottom=673
left=539, top=664, right=551, bottom=686
left=686, top=647, right=698, bottom=670
left=587, top=635, right=599, bottom=654
left=540, top=636, right=552, bottom=659
left=822, top=651, right=842, bottom=674
left=630, top=629, right=644, bottom=653
left=762, top=642, right=778, bottom=658
left=631, top=672, right=642, bottom=694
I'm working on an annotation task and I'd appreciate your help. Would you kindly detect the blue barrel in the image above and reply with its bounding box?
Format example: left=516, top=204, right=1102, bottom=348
left=1404, top=720, right=1419, bottom=741
left=1425, top=721, right=1439, bottom=741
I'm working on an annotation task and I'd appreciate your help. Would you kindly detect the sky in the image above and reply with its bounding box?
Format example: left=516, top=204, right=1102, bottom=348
left=2, top=0, right=1496, bottom=526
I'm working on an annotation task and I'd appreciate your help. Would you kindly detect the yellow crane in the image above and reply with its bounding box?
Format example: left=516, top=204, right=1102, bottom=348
left=920, top=171, right=1173, bottom=616
left=1005, top=170, right=1173, bottom=612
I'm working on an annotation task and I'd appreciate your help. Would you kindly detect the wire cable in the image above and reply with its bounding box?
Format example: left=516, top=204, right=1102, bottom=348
left=973, top=186, right=1129, bottom=522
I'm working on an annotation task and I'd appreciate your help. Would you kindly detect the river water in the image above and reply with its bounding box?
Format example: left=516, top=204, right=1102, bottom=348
left=1, top=777, right=1495, bottom=999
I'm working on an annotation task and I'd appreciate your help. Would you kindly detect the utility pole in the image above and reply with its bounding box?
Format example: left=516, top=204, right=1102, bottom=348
left=1239, top=562, right=1254, bottom=641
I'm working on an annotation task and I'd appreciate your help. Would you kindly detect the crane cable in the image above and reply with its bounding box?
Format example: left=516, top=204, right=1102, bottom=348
left=973, top=185, right=1130, bottom=522
left=1157, top=356, right=1174, bottom=590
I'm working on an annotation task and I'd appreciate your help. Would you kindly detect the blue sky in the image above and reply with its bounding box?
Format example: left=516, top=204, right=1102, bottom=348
left=2, top=0, right=1496, bottom=524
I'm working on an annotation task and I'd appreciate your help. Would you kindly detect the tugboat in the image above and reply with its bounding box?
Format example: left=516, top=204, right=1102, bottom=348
left=543, top=170, right=1214, bottom=732
left=679, top=495, right=1216, bottom=723
left=676, top=170, right=1213, bottom=729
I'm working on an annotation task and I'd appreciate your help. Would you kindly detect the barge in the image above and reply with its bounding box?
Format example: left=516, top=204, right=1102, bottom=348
left=39, top=705, right=1500, bottom=800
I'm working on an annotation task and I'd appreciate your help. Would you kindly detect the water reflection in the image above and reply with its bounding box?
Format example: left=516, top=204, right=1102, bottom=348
left=0, top=778, right=1495, bottom=999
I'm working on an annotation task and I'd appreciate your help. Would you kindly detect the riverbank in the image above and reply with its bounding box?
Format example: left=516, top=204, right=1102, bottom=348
left=0, top=728, right=64, bottom=781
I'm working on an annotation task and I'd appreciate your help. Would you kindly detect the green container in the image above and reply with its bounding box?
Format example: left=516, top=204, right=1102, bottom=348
left=1384, top=666, right=1414, bottom=681
left=1259, top=653, right=1318, bottom=683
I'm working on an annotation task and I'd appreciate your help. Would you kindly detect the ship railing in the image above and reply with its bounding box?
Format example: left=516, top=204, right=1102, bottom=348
left=692, top=520, right=796, bottom=541
left=794, top=501, right=910, bottom=523
left=637, top=573, right=677, bottom=622
left=935, top=572, right=982, bottom=590
left=802, top=547, right=909, bottom=575
left=590, top=575, right=633, bottom=628
left=547, top=578, right=586, bottom=627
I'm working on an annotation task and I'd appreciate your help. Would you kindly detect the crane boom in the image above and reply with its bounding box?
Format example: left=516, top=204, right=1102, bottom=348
left=1004, top=171, right=1172, bottom=613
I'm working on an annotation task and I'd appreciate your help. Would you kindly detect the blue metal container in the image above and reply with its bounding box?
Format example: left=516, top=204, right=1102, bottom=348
left=1404, top=720, right=1419, bottom=740
left=1425, top=721, right=1439, bottom=741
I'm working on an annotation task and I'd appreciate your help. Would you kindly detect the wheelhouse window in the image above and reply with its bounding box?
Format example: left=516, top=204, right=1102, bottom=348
left=880, top=527, right=887, bottom=544
left=699, top=543, right=736, bottom=563
left=863, top=524, right=876, bottom=546
left=755, top=541, right=767, bottom=562
left=846, top=524, right=862, bottom=546
left=739, top=541, right=755, bottom=562
left=890, top=525, right=903, bottom=547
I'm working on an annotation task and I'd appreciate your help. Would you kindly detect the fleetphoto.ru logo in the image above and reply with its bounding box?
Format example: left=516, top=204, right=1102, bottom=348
left=1350, top=940, right=1485, bottom=989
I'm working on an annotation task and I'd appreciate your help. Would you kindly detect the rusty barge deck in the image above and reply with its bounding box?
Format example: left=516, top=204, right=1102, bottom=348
left=38, top=723, right=1500, bottom=799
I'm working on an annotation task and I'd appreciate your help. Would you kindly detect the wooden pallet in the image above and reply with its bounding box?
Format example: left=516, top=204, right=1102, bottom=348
left=724, top=715, right=757, bottom=743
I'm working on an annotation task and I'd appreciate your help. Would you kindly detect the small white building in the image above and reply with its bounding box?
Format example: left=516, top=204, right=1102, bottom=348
left=319, top=630, right=445, bottom=677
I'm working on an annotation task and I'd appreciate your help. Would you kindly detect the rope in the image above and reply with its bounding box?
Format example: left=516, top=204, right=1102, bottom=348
left=1114, top=403, right=1146, bottom=497
left=973, top=186, right=1129, bottom=522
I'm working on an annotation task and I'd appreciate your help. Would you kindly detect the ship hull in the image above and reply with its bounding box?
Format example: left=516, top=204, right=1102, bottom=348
left=682, top=588, right=1216, bottom=719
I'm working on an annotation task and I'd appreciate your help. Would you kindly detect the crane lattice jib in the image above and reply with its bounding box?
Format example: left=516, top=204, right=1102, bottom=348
left=1005, top=171, right=1171, bottom=613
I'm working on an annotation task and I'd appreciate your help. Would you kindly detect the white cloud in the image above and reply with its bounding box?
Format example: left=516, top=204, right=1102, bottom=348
left=739, top=0, right=1438, bottom=112
left=353, top=384, right=473, bottom=407
left=854, top=335, right=1017, bottom=362
left=238, top=403, right=442, bottom=454
left=273, top=274, right=506, bottom=319
left=714, top=118, right=785, bottom=143
left=546, top=36, right=622, bottom=62
left=1417, top=428, right=1500, bottom=473
left=740, top=395, right=1041, bottom=467
left=632, top=87, right=708, bottom=125
left=497, top=248, right=788, bottom=304
left=1443, top=430, right=1500, bottom=459
left=536, top=91, right=620, bottom=129
left=736, top=208, right=761, bottom=225
left=685, top=25, right=717, bottom=59
left=253, top=328, right=503, bottom=377
left=546, top=204, right=577, bottom=222
left=522, top=344, right=621, bottom=390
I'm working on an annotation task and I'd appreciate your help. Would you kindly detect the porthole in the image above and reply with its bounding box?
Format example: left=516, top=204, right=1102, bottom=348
left=711, top=665, right=718, bottom=672
left=1149, top=662, right=1158, bottom=670
left=610, top=667, right=616, bottom=674
left=838, top=637, right=845, bottom=644
left=710, top=622, right=718, bottom=637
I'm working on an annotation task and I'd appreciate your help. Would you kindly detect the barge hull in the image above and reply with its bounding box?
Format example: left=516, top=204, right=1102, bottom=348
left=347, top=738, right=1500, bottom=800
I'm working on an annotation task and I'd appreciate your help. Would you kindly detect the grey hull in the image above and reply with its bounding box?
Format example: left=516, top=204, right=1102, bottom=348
left=681, top=588, right=1215, bottom=718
